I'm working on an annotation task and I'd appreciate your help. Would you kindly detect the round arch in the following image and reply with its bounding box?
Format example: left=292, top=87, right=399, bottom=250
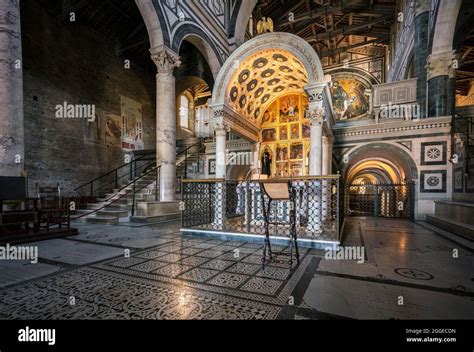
left=431, top=0, right=462, bottom=55
left=212, top=32, right=325, bottom=109
left=233, top=0, right=258, bottom=46
left=136, top=0, right=165, bottom=49
left=341, top=142, right=418, bottom=185
left=174, top=28, right=223, bottom=80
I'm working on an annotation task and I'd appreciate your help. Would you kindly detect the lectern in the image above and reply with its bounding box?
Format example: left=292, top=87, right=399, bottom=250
left=259, top=181, right=300, bottom=267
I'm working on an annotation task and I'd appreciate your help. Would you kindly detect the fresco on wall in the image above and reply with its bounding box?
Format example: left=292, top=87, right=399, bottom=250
left=105, top=113, right=122, bottom=148
left=120, top=95, right=144, bottom=151
left=330, top=75, right=370, bottom=121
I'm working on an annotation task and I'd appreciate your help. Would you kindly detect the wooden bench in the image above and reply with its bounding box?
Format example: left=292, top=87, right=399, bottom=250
left=0, top=177, right=38, bottom=230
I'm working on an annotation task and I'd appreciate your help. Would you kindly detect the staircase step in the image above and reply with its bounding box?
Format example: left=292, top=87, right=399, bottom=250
left=86, top=203, right=107, bottom=210
left=130, top=213, right=181, bottom=224
left=418, top=221, right=474, bottom=251
left=86, top=216, right=119, bottom=225
left=97, top=210, right=130, bottom=218
left=425, top=215, right=474, bottom=240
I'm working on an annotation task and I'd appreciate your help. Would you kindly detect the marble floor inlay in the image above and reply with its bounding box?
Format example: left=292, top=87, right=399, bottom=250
left=0, top=218, right=472, bottom=320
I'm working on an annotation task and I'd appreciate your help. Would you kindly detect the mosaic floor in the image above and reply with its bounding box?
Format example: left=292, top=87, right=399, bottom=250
left=0, top=218, right=472, bottom=320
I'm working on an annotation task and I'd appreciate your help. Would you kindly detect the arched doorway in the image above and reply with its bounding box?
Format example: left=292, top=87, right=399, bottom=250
left=342, top=143, right=418, bottom=219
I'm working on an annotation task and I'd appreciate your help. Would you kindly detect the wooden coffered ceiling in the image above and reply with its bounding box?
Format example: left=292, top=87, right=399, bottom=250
left=254, top=0, right=396, bottom=67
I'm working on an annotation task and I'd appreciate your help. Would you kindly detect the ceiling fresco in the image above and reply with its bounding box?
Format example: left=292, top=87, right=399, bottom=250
left=226, top=49, right=309, bottom=124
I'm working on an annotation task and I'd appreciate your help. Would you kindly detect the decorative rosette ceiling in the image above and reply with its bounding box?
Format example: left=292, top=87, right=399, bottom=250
left=227, top=49, right=308, bottom=125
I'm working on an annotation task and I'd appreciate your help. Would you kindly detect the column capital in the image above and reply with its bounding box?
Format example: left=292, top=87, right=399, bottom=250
left=426, top=51, right=459, bottom=80
left=151, top=46, right=181, bottom=74
left=210, top=107, right=230, bottom=131
left=305, top=82, right=327, bottom=103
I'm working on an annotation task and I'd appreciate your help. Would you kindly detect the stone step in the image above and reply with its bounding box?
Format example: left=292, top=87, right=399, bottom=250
left=130, top=212, right=181, bottom=224
left=417, top=221, right=474, bottom=251
left=434, top=201, right=474, bottom=227
left=86, top=216, right=119, bottom=225
left=86, top=203, right=107, bottom=210
left=97, top=209, right=130, bottom=218
left=425, top=215, right=474, bottom=240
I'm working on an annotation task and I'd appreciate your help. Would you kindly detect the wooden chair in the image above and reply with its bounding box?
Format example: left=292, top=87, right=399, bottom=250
left=35, top=183, right=70, bottom=231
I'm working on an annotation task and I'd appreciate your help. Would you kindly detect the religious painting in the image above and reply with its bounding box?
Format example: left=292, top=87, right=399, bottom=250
left=276, top=163, right=289, bottom=178
left=120, top=95, right=144, bottom=151
left=104, top=113, right=122, bottom=148
left=280, top=95, right=299, bottom=123
left=279, top=125, right=288, bottom=140
left=290, top=143, right=303, bottom=160
left=290, top=162, right=303, bottom=177
left=276, top=144, right=288, bottom=162
left=259, top=93, right=311, bottom=177
left=262, top=128, right=277, bottom=142
left=302, top=121, right=311, bottom=138
left=262, top=101, right=278, bottom=124
left=330, top=75, right=370, bottom=121
left=290, top=123, right=300, bottom=140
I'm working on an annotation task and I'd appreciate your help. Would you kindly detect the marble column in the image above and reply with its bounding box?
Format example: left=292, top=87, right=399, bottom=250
left=152, top=48, right=180, bottom=201
left=251, top=142, right=260, bottom=174
left=305, top=84, right=327, bottom=235
left=215, top=128, right=227, bottom=179
left=210, top=109, right=228, bottom=228
left=308, top=109, right=324, bottom=176
left=322, top=136, right=333, bottom=175
left=427, top=51, right=457, bottom=117
left=0, top=0, right=24, bottom=177
left=414, top=0, right=430, bottom=118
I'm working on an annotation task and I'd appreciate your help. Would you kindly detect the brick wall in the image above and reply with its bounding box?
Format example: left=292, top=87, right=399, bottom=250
left=21, top=1, right=156, bottom=196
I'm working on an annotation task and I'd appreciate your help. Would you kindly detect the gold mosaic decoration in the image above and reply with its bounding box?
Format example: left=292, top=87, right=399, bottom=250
left=260, top=93, right=310, bottom=177
left=227, top=49, right=309, bottom=124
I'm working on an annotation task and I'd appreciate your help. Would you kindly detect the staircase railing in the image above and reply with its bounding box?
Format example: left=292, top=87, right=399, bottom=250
left=71, top=139, right=205, bottom=221
left=74, top=151, right=157, bottom=198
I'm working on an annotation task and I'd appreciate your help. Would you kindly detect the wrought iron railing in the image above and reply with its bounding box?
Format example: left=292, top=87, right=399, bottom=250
left=182, top=176, right=344, bottom=242
left=344, top=183, right=414, bottom=219
left=71, top=140, right=205, bottom=221
left=74, top=151, right=157, bottom=197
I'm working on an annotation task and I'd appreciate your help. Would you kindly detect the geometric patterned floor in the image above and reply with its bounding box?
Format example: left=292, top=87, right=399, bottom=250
left=0, top=235, right=315, bottom=320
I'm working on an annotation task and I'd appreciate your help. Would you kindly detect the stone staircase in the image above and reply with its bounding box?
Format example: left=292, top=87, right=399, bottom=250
left=73, top=140, right=205, bottom=225
left=422, top=201, right=474, bottom=249
left=74, top=171, right=160, bottom=225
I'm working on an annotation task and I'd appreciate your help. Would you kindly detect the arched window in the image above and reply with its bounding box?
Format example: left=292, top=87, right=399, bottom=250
left=179, top=95, right=190, bottom=129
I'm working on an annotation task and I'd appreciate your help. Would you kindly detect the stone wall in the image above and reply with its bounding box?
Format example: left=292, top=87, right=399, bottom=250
left=21, top=1, right=156, bottom=196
